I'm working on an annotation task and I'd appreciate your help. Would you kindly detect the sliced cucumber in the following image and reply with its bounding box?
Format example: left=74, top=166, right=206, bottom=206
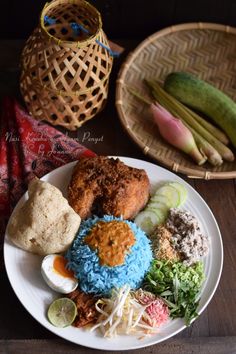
left=134, top=210, right=160, bottom=235
left=147, top=200, right=167, bottom=212
left=150, top=193, right=172, bottom=208
left=145, top=206, right=167, bottom=223
left=153, top=185, right=180, bottom=208
left=134, top=182, right=188, bottom=235
left=168, top=182, right=187, bottom=206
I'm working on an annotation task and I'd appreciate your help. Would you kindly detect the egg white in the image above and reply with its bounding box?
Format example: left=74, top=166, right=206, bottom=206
left=41, top=254, right=78, bottom=294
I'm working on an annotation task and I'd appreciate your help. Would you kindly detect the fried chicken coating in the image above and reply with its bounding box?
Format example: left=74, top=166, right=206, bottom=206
left=68, top=156, right=150, bottom=220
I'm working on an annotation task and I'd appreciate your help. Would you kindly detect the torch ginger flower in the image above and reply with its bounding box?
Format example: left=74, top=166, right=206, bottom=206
left=151, top=103, right=206, bottom=165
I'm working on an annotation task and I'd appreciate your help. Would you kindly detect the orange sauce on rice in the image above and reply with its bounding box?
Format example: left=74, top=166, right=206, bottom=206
left=85, top=221, right=135, bottom=267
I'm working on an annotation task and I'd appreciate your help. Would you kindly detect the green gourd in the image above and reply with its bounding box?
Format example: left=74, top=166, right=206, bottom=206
left=164, top=72, right=236, bottom=147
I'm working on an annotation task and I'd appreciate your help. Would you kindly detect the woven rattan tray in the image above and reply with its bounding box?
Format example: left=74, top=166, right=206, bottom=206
left=116, top=23, right=236, bottom=179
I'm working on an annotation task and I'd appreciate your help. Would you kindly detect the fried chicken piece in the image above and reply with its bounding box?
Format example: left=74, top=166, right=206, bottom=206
left=68, top=156, right=150, bottom=220
left=67, top=289, right=98, bottom=327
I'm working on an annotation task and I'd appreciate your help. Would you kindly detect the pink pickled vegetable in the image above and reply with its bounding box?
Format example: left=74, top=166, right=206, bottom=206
left=135, top=289, right=169, bottom=327
left=151, top=103, right=206, bottom=165
left=134, top=288, right=156, bottom=305
left=145, top=298, right=169, bottom=327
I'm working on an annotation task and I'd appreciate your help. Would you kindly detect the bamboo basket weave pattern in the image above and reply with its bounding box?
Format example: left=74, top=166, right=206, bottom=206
left=116, top=23, right=236, bottom=179
left=20, top=0, right=113, bottom=130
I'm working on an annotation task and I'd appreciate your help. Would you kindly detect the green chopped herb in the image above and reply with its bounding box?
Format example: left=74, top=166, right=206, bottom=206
left=144, top=260, right=205, bottom=325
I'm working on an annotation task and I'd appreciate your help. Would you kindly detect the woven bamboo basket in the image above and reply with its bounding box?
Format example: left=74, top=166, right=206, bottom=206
left=116, top=23, right=236, bottom=179
left=20, top=0, right=113, bottom=130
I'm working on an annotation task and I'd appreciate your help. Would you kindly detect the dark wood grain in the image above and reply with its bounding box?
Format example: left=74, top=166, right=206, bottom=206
left=1, top=337, right=236, bottom=354
left=0, top=39, right=236, bottom=354
left=194, top=179, right=236, bottom=336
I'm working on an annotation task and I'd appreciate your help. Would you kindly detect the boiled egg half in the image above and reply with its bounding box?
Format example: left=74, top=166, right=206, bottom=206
left=41, top=254, right=78, bottom=294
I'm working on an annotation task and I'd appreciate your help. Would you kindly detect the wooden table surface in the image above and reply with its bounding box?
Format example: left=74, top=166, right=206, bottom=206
left=1, top=40, right=236, bottom=354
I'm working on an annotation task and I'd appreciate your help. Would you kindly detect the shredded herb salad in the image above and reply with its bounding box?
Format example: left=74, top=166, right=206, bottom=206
left=144, top=260, right=205, bottom=325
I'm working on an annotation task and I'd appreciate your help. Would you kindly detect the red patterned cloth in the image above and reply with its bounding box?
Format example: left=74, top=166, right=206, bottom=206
left=0, top=97, right=95, bottom=253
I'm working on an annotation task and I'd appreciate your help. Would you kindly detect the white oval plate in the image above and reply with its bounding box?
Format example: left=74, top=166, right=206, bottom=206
left=4, top=157, right=223, bottom=351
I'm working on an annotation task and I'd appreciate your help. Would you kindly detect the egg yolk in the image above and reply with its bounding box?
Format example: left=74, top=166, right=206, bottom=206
left=53, top=256, right=75, bottom=279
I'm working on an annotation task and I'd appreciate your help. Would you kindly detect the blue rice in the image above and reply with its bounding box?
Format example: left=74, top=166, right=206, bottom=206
left=66, top=215, right=153, bottom=295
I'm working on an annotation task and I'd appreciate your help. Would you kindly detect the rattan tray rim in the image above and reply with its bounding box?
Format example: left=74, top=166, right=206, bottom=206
left=116, top=22, right=236, bottom=180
